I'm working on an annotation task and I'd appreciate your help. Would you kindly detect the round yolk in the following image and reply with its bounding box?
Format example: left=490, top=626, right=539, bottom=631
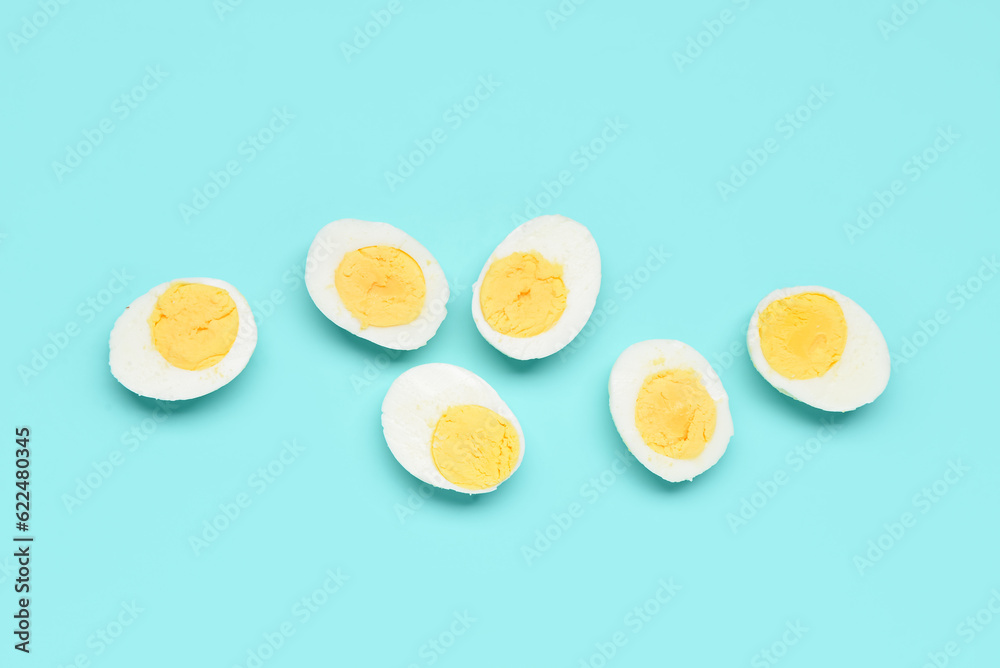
left=431, top=404, right=520, bottom=490
left=334, top=246, right=426, bottom=329
left=479, top=251, right=567, bottom=337
left=148, top=282, right=239, bottom=371
left=758, top=293, right=848, bottom=380
left=635, top=368, right=717, bottom=460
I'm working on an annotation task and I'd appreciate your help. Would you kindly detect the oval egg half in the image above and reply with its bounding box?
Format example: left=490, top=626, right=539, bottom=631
left=305, top=219, right=449, bottom=350
left=109, top=277, right=257, bottom=400
left=382, top=363, right=524, bottom=494
left=609, top=340, right=734, bottom=482
left=471, top=215, right=601, bottom=360
left=747, top=286, right=890, bottom=412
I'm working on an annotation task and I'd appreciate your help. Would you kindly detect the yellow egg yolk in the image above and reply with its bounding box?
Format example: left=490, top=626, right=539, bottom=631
left=334, top=246, right=426, bottom=329
left=635, top=368, right=717, bottom=460
left=758, top=293, right=847, bottom=379
left=479, top=251, right=567, bottom=337
left=148, top=282, right=239, bottom=371
left=431, top=404, right=520, bottom=490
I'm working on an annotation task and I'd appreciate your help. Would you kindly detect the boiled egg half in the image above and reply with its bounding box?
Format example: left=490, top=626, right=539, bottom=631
left=382, top=363, right=524, bottom=494
left=609, top=340, right=734, bottom=482
left=109, top=278, right=257, bottom=400
left=305, top=219, right=449, bottom=350
left=472, top=215, right=600, bottom=360
left=747, top=286, right=890, bottom=411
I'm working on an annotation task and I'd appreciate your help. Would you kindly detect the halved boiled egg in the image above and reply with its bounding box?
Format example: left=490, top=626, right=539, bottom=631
left=747, top=286, right=890, bottom=412
left=472, top=215, right=600, bottom=360
left=609, top=340, right=734, bottom=482
left=109, top=278, right=257, bottom=400
left=305, top=219, right=449, bottom=350
left=382, top=363, right=524, bottom=494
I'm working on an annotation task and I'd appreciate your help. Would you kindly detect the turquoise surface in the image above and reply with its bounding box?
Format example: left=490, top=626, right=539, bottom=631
left=3, top=0, right=999, bottom=665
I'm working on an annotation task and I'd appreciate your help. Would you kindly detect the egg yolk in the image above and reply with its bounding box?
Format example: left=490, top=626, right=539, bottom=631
left=758, top=293, right=847, bottom=380
left=635, top=368, right=717, bottom=460
left=334, top=246, right=426, bottom=329
left=479, top=251, right=567, bottom=337
left=148, top=283, right=239, bottom=371
left=431, top=404, right=520, bottom=490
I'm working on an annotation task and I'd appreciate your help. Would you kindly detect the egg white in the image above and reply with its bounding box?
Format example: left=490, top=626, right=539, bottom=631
left=381, top=363, right=525, bottom=494
left=305, top=219, right=449, bottom=350
left=109, top=277, right=257, bottom=401
left=609, top=340, right=734, bottom=482
left=471, top=215, right=601, bottom=360
left=747, top=286, right=890, bottom=412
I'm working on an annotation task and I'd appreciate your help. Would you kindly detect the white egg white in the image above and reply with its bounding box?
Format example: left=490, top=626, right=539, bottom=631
left=109, top=277, right=257, bottom=401
left=747, top=286, right=890, bottom=412
left=471, top=215, right=601, bottom=360
left=381, top=363, right=525, bottom=494
left=305, top=219, right=449, bottom=350
left=609, top=340, right=734, bottom=482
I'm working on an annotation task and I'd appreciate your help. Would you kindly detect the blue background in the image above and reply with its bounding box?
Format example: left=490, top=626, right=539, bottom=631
left=3, top=0, right=999, bottom=666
